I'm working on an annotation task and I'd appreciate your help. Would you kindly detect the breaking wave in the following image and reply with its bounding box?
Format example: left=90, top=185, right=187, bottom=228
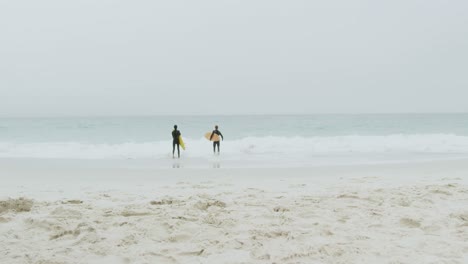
left=0, top=134, right=468, bottom=159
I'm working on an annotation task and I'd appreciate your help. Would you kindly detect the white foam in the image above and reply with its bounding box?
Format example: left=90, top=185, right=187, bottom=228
left=1, top=134, right=468, bottom=161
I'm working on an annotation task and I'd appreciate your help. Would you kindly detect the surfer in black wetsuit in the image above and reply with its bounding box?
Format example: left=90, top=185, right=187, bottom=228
left=172, top=125, right=181, bottom=158
left=210, top=125, right=224, bottom=154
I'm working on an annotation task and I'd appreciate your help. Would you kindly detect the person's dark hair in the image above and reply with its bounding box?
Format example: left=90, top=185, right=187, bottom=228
left=215, top=125, right=218, bottom=129
left=174, top=125, right=178, bottom=129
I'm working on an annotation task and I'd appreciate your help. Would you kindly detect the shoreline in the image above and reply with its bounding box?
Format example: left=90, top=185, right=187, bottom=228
left=1, top=155, right=468, bottom=170
left=1, top=158, right=468, bottom=199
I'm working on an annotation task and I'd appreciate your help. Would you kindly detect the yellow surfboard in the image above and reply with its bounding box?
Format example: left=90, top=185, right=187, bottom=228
left=179, top=136, right=185, bottom=150
left=205, top=132, right=220, bottom=141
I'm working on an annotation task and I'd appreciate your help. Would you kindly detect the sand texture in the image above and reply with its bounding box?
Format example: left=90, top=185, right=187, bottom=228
left=1, top=161, right=467, bottom=263
left=0, top=161, right=468, bottom=264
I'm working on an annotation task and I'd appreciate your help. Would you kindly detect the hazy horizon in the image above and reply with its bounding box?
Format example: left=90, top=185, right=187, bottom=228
left=1, top=112, right=468, bottom=119
left=1, top=1, right=467, bottom=116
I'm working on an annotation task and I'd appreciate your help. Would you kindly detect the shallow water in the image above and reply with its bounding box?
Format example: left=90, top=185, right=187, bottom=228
left=0, top=114, right=467, bottom=165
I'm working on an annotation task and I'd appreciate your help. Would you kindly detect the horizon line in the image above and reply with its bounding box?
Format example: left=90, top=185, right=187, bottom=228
left=1, top=112, right=467, bottom=118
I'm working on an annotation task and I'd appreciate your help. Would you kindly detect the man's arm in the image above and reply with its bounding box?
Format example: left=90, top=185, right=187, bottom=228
left=219, top=131, right=224, bottom=141
left=209, top=131, right=214, bottom=140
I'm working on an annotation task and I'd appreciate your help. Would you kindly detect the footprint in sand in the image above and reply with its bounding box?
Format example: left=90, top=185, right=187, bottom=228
left=337, top=194, right=360, bottom=199
left=396, top=198, right=412, bottom=207
left=449, top=213, right=468, bottom=224
left=273, top=206, right=290, bottom=212
left=50, top=229, right=79, bottom=240
left=120, top=210, right=152, bottom=217
left=150, top=198, right=179, bottom=205
left=400, top=218, right=421, bottom=228
left=118, top=234, right=138, bottom=246
left=167, top=232, right=192, bottom=242
left=195, top=200, right=226, bottom=210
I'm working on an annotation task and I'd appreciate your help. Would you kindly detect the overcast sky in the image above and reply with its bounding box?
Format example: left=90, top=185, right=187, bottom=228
left=0, top=0, right=467, bottom=116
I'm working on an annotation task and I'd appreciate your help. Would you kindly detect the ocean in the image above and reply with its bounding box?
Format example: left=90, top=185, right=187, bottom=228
left=1, top=114, right=467, bottom=166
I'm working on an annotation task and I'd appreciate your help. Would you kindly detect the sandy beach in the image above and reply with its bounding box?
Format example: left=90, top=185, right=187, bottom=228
left=1, top=159, right=467, bottom=263
left=3, top=0, right=467, bottom=262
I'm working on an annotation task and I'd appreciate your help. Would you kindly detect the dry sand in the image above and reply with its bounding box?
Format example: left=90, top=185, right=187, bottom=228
left=0, top=159, right=467, bottom=263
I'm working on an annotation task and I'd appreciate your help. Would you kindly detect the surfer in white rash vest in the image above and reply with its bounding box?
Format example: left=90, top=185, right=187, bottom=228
left=172, top=125, right=181, bottom=158
left=210, top=125, right=224, bottom=154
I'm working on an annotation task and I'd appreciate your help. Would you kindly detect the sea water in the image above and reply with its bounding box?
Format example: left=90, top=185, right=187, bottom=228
left=0, top=114, right=467, bottom=167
